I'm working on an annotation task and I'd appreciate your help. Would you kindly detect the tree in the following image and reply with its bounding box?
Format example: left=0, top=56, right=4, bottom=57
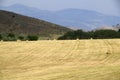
left=18, top=36, right=25, bottom=41
left=6, top=33, right=17, bottom=41
left=58, top=29, right=120, bottom=40
left=27, top=35, right=39, bottom=41
left=7, top=33, right=15, bottom=38
left=58, top=29, right=89, bottom=40
left=0, top=34, right=2, bottom=40
left=93, top=30, right=118, bottom=39
left=118, top=29, right=120, bottom=32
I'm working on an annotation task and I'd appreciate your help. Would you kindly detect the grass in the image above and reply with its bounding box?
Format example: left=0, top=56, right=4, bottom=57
left=0, top=39, right=120, bottom=80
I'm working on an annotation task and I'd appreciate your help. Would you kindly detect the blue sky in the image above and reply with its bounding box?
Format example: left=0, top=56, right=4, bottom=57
left=0, top=0, right=120, bottom=16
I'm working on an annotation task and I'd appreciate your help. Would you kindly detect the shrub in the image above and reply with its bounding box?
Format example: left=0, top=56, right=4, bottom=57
left=2, top=33, right=17, bottom=41
left=58, top=29, right=89, bottom=40
left=18, top=36, right=25, bottom=41
left=0, top=34, right=2, bottom=40
left=27, top=35, right=39, bottom=41
left=93, top=30, right=119, bottom=39
left=58, top=29, right=120, bottom=40
left=7, top=33, right=15, bottom=38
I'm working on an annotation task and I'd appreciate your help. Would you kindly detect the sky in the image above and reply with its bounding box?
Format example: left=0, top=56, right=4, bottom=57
left=0, top=0, right=120, bottom=16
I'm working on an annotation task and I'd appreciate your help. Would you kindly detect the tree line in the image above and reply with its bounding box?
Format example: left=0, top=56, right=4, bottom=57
left=58, top=29, right=120, bottom=40
left=1, top=29, right=120, bottom=41
left=0, top=33, right=39, bottom=41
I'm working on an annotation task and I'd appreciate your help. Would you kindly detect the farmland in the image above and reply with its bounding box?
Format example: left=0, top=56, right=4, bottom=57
left=0, top=39, right=120, bottom=80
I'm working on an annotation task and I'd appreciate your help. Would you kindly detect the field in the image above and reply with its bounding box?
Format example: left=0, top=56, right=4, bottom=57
left=0, top=39, right=120, bottom=80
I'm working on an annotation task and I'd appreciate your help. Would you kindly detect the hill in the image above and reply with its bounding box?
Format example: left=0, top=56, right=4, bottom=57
left=1, top=4, right=120, bottom=30
left=0, top=39, right=120, bottom=80
left=0, top=10, right=72, bottom=39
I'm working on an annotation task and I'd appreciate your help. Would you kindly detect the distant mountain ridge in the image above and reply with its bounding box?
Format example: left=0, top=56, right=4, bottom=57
left=1, top=4, right=120, bottom=30
left=0, top=10, right=71, bottom=39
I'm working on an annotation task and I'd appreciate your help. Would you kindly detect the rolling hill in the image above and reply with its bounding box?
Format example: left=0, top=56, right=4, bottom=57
left=0, top=10, right=72, bottom=39
left=0, top=39, right=120, bottom=80
left=1, top=4, right=120, bottom=30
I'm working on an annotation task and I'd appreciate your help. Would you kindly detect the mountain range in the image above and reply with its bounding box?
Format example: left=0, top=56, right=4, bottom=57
left=1, top=4, right=120, bottom=30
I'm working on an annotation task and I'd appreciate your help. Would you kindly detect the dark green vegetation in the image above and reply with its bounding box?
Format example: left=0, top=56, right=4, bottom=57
left=0, top=10, right=72, bottom=40
left=27, top=35, right=39, bottom=41
left=3, top=33, right=17, bottom=41
left=58, top=29, right=120, bottom=40
left=0, top=33, right=39, bottom=41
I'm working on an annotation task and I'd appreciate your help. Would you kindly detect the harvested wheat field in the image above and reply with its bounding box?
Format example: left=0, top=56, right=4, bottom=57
left=0, top=39, right=120, bottom=80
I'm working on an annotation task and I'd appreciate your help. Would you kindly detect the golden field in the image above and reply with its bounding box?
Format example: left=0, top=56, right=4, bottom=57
left=0, top=39, right=120, bottom=80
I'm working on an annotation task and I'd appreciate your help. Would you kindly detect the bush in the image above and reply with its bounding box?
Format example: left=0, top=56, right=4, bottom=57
left=27, top=35, right=39, bottom=41
left=0, top=34, right=2, bottom=40
left=18, top=36, right=25, bottom=41
left=7, top=33, right=15, bottom=38
left=0, top=33, right=40, bottom=41
left=93, top=30, right=119, bottom=39
left=58, top=29, right=120, bottom=40
left=2, top=33, right=17, bottom=41
left=58, top=29, right=89, bottom=40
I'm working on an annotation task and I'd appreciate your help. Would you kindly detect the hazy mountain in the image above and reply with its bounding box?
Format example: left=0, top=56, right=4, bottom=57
left=0, top=10, right=71, bottom=39
left=1, top=4, right=120, bottom=30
